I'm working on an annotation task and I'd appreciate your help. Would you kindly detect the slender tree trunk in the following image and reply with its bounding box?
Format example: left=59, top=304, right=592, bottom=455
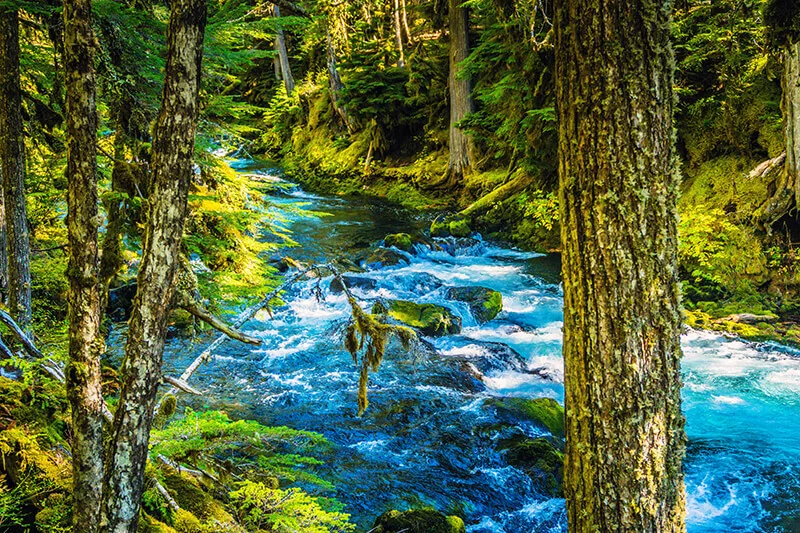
left=0, top=9, right=32, bottom=332
left=393, top=0, right=405, bottom=67
left=401, top=0, right=412, bottom=44
left=99, top=131, right=126, bottom=313
left=326, top=28, right=354, bottom=132
left=446, top=0, right=474, bottom=182
left=63, top=0, right=104, bottom=530
left=755, top=39, right=800, bottom=227
left=554, top=1, right=686, bottom=532
left=273, top=5, right=295, bottom=95
left=0, top=188, right=8, bottom=297
left=101, top=0, right=206, bottom=529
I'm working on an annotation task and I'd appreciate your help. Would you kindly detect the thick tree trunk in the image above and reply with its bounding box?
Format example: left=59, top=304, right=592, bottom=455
left=101, top=0, right=206, bottom=529
left=755, top=39, right=800, bottom=227
left=554, top=1, right=686, bottom=532
left=393, top=0, right=405, bottom=67
left=0, top=9, right=32, bottom=331
left=63, top=0, right=104, bottom=530
left=273, top=5, right=295, bottom=95
left=446, top=0, right=474, bottom=182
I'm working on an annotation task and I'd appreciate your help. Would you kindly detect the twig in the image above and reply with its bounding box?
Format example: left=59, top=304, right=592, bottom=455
left=162, top=375, right=202, bottom=395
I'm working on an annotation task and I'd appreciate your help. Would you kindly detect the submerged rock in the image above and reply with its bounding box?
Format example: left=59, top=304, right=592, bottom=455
left=363, top=247, right=410, bottom=269
left=484, top=397, right=565, bottom=438
left=446, top=286, right=503, bottom=323
left=384, top=232, right=414, bottom=252
left=377, top=299, right=462, bottom=337
left=372, top=509, right=466, bottom=533
left=498, top=435, right=564, bottom=497
left=329, top=275, right=378, bottom=294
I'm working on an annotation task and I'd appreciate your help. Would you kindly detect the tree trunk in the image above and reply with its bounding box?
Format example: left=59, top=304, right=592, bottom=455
left=101, top=0, right=206, bottom=529
left=326, top=28, right=355, bottom=132
left=446, top=0, right=474, bottom=182
left=401, top=0, right=412, bottom=44
left=0, top=188, right=8, bottom=297
left=0, top=9, right=32, bottom=332
left=273, top=5, right=295, bottom=95
left=554, top=1, right=686, bottom=532
left=99, top=132, right=127, bottom=313
left=63, top=0, right=104, bottom=529
left=755, top=39, right=800, bottom=227
left=393, top=0, right=405, bottom=68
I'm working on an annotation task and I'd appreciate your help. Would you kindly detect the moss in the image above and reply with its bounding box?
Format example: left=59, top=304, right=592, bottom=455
left=161, top=471, right=230, bottom=523
left=431, top=219, right=450, bottom=237
left=372, top=509, right=466, bottom=533
left=384, top=233, right=414, bottom=252
left=387, top=300, right=462, bottom=337
left=485, top=397, right=565, bottom=438
left=498, top=436, right=564, bottom=497
left=446, top=286, right=503, bottom=324
left=448, top=219, right=471, bottom=238
left=172, top=509, right=203, bottom=533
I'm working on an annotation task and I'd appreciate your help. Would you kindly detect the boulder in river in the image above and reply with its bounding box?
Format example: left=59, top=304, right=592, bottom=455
left=372, top=509, right=466, bottom=533
left=384, top=233, right=414, bottom=252
left=446, top=286, right=503, bottom=323
left=498, top=435, right=564, bottom=497
left=376, top=299, right=462, bottom=337
left=485, top=397, right=565, bottom=438
left=363, top=247, right=410, bottom=269
left=430, top=218, right=471, bottom=238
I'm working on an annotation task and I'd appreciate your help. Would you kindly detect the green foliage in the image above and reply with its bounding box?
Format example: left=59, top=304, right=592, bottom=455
left=518, top=190, right=559, bottom=231
left=150, top=409, right=334, bottom=489
left=678, top=206, right=768, bottom=298
left=229, top=480, right=354, bottom=533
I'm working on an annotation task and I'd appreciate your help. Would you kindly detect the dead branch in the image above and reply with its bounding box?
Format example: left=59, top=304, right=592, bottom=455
left=179, top=302, right=262, bottom=345
left=162, top=375, right=202, bottom=395
left=750, top=152, right=786, bottom=179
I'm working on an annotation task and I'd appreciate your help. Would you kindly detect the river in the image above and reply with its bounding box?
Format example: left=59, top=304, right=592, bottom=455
left=156, top=160, right=800, bottom=532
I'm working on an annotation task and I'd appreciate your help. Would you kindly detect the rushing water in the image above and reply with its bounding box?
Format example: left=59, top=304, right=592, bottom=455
left=156, top=160, right=800, bottom=532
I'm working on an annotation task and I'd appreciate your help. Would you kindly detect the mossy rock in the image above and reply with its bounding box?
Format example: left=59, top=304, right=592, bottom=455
left=485, top=397, right=565, bottom=438
left=386, top=300, right=462, bottom=337
left=446, top=286, right=503, bottom=323
left=499, top=435, right=564, bottom=497
left=431, top=219, right=450, bottom=237
left=137, top=514, right=178, bottom=533
left=372, top=509, right=466, bottom=533
left=449, top=219, right=471, bottom=238
left=384, top=233, right=414, bottom=252
left=364, top=247, right=411, bottom=269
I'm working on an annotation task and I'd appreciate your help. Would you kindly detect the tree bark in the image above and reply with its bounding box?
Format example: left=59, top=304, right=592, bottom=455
left=401, top=0, right=412, bottom=44
left=63, top=0, right=105, bottom=529
left=554, top=1, right=686, bottom=532
left=755, top=39, right=800, bottom=227
left=0, top=9, right=32, bottom=332
left=326, top=28, right=355, bottom=132
left=393, top=0, right=405, bottom=68
left=0, top=186, right=8, bottom=296
left=273, top=5, right=295, bottom=95
left=99, top=132, right=127, bottom=313
left=446, top=0, right=474, bottom=182
left=101, top=0, right=206, bottom=529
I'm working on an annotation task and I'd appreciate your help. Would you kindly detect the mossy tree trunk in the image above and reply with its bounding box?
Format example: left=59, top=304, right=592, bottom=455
left=99, top=131, right=127, bottom=313
left=0, top=190, right=8, bottom=295
left=554, top=1, right=686, bottom=532
left=0, top=8, right=32, bottom=332
left=326, top=28, right=355, bottom=132
left=63, top=0, right=104, bottom=529
left=273, top=5, right=295, bottom=95
left=756, top=39, right=800, bottom=227
left=446, top=0, right=474, bottom=183
left=101, top=0, right=206, bottom=529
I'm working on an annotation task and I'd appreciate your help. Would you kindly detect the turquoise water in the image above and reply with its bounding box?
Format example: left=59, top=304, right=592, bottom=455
left=157, top=161, right=800, bottom=532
